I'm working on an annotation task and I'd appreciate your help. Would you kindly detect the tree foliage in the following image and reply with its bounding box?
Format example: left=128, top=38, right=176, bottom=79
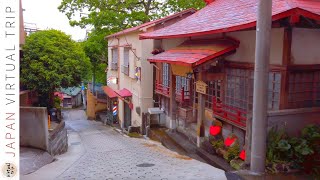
left=58, top=0, right=205, bottom=87
left=21, top=29, right=92, bottom=107
left=58, top=0, right=205, bottom=32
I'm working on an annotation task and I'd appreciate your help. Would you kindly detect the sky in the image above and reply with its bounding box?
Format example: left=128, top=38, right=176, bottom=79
left=22, top=0, right=87, bottom=41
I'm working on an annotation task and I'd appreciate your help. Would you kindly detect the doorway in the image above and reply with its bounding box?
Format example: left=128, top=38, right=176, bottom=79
left=123, top=102, right=131, bottom=129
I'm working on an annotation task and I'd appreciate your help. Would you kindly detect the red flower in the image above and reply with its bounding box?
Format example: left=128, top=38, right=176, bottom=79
left=209, top=126, right=221, bottom=136
left=239, top=150, right=246, bottom=161
left=224, top=137, right=236, bottom=147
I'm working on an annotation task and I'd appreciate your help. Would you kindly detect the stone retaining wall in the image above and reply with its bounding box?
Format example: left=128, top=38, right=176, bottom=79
left=49, top=121, right=68, bottom=156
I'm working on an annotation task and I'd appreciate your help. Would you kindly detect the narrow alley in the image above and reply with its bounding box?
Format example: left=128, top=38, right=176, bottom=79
left=22, top=110, right=228, bottom=180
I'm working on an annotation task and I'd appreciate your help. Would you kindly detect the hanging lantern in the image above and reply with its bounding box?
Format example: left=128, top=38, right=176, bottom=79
left=239, top=150, right=246, bottom=161
left=224, top=137, right=237, bottom=147
left=209, top=125, right=221, bottom=136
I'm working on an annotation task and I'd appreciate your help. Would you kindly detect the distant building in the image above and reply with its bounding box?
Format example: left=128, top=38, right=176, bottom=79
left=56, top=87, right=82, bottom=108
left=104, top=9, right=196, bottom=131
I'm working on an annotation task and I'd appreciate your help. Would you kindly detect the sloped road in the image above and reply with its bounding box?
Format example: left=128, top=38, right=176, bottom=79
left=23, top=110, right=227, bottom=180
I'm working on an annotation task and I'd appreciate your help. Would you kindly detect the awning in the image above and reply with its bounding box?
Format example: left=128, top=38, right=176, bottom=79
left=116, top=88, right=132, bottom=98
left=148, top=38, right=239, bottom=67
left=102, top=86, right=118, bottom=98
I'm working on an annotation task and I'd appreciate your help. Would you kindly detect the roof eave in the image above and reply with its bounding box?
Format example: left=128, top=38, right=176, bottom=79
left=140, top=8, right=320, bottom=40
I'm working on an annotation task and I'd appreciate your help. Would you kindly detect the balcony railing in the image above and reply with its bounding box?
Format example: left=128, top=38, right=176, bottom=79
left=111, top=62, right=118, bottom=70
left=212, top=96, right=247, bottom=128
left=176, top=87, right=191, bottom=103
left=155, top=80, right=170, bottom=96
left=121, top=65, right=129, bottom=75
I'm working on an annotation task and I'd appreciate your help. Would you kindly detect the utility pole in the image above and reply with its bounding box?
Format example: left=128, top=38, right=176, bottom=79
left=81, top=81, right=86, bottom=109
left=250, top=0, right=272, bottom=174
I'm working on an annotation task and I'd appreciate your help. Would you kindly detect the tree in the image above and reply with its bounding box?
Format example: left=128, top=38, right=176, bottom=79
left=58, top=0, right=205, bottom=33
left=21, top=29, right=92, bottom=108
left=81, top=29, right=108, bottom=89
left=59, top=0, right=205, bottom=88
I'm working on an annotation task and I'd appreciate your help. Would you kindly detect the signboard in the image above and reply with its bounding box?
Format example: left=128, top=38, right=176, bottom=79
left=196, top=80, right=208, bottom=94
left=135, top=67, right=141, bottom=81
left=107, top=76, right=118, bottom=85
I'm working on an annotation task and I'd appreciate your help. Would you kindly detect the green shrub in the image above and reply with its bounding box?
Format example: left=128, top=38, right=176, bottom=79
left=224, top=142, right=240, bottom=162
left=211, top=139, right=224, bottom=150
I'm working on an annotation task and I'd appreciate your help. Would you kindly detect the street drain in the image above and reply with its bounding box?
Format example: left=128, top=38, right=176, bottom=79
left=71, top=142, right=81, bottom=145
left=136, top=163, right=155, bottom=167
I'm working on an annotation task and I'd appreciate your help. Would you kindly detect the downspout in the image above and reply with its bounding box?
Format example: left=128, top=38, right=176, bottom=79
left=117, top=37, right=120, bottom=90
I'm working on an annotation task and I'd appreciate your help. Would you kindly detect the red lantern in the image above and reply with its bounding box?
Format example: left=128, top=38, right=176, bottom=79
left=224, top=137, right=236, bottom=147
left=209, top=126, right=221, bottom=136
left=239, top=150, right=246, bottom=161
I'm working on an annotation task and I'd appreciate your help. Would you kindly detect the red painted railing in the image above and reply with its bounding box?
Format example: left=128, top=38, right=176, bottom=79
left=176, top=87, right=191, bottom=103
left=212, top=96, right=247, bottom=127
left=155, top=80, right=170, bottom=96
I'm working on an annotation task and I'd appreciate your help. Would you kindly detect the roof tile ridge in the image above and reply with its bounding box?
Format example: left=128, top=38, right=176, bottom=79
left=285, top=0, right=298, bottom=8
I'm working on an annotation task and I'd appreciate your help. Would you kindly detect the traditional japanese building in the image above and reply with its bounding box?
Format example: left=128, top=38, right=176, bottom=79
left=104, top=9, right=196, bottom=131
left=140, top=0, right=320, bottom=159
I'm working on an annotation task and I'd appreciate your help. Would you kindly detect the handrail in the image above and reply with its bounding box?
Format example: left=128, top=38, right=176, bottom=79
left=155, top=80, right=170, bottom=96
left=212, top=96, right=247, bottom=127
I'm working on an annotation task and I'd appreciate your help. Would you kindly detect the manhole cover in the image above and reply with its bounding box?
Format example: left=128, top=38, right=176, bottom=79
left=136, top=163, right=155, bottom=167
left=71, top=142, right=81, bottom=145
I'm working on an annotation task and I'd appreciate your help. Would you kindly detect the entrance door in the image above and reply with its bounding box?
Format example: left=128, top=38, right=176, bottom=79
left=124, top=102, right=131, bottom=129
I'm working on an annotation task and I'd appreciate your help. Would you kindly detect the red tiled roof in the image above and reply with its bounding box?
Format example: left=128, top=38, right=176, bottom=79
left=140, top=0, right=320, bottom=39
left=102, top=86, right=118, bottom=98
left=116, top=88, right=132, bottom=98
left=148, top=37, right=239, bottom=67
left=106, top=8, right=196, bottom=38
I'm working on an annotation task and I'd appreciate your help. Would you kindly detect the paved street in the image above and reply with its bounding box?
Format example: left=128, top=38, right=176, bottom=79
left=22, top=110, right=227, bottom=180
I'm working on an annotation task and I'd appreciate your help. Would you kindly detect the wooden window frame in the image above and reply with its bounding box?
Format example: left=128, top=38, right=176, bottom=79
left=111, top=48, right=118, bottom=71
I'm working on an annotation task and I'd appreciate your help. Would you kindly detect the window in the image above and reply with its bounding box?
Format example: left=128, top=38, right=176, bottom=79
left=111, top=48, right=118, bottom=70
left=224, top=68, right=280, bottom=112
left=205, top=80, right=222, bottom=109
left=288, top=71, right=320, bottom=109
left=225, top=68, right=253, bottom=112
left=162, top=63, right=170, bottom=87
left=176, top=76, right=191, bottom=102
left=268, top=72, right=281, bottom=110
left=122, top=47, right=130, bottom=75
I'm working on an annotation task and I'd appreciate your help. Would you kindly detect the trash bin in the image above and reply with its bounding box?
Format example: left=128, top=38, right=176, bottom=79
left=49, top=108, right=57, bottom=122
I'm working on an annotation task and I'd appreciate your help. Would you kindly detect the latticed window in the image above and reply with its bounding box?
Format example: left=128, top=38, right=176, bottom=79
left=268, top=72, right=281, bottom=110
left=224, top=68, right=281, bottom=112
left=225, top=68, right=253, bottom=112
left=111, top=48, right=118, bottom=70
left=176, top=76, right=190, bottom=93
left=288, top=71, right=320, bottom=108
left=205, top=80, right=222, bottom=109
left=162, top=63, right=170, bottom=87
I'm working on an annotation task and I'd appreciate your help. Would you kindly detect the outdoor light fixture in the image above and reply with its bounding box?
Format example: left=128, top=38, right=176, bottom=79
left=186, top=72, right=193, bottom=79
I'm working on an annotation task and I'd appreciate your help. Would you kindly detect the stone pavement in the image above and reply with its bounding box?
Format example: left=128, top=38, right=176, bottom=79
left=22, top=110, right=227, bottom=180
left=20, top=147, right=55, bottom=175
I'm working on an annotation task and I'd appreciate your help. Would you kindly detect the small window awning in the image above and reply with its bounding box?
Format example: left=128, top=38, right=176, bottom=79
left=148, top=38, right=239, bottom=67
left=102, top=86, right=118, bottom=98
left=115, top=88, right=132, bottom=98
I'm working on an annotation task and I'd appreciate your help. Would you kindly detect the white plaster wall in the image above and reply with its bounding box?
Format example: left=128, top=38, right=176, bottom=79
left=227, top=28, right=284, bottom=65
left=291, top=28, right=320, bottom=65
left=162, top=38, right=187, bottom=50
left=141, top=39, right=155, bottom=114
left=107, top=38, right=119, bottom=90
left=107, top=32, right=156, bottom=127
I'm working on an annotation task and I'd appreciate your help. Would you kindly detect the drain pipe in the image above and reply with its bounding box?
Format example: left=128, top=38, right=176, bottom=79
left=250, top=0, right=272, bottom=175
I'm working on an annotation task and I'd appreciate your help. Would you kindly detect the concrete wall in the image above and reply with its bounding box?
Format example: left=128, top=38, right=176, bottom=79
left=268, top=108, right=320, bottom=137
left=20, top=107, right=49, bottom=151
left=291, top=28, right=320, bottom=65
left=49, top=121, right=68, bottom=156
left=227, top=28, right=284, bottom=65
